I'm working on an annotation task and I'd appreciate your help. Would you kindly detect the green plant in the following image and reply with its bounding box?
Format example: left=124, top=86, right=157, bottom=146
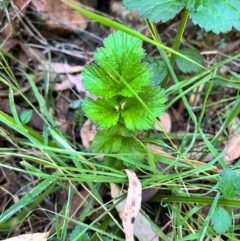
left=122, top=0, right=240, bottom=34
left=0, top=0, right=239, bottom=240
left=82, top=30, right=165, bottom=167
left=209, top=169, right=240, bottom=235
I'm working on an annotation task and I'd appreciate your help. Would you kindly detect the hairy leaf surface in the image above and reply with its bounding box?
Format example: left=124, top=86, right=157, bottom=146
left=219, top=169, right=240, bottom=200
left=123, top=0, right=186, bottom=22
left=92, top=131, right=122, bottom=153
left=82, top=65, right=118, bottom=98
left=83, top=98, right=119, bottom=129
left=121, top=86, right=165, bottom=131
left=175, top=48, right=203, bottom=73
left=211, top=207, right=232, bottom=234
left=188, top=0, right=240, bottom=33
left=83, top=31, right=152, bottom=97
left=123, top=0, right=240, bottom=33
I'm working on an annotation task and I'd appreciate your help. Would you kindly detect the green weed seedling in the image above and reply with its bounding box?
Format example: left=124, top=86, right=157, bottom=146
left=82, top=30, right=165, bottom=168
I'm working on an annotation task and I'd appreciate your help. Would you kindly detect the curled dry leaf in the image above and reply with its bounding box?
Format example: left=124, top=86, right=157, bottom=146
left=80, top=119, right=103, bottom=161
left=123, top=169, right=142, bottom=241
left=223, top=134, right=240, bottom=164
left=154, top=112, right=171, bottom=133
left=111, top=172, right=159, bottom=241
left=2, top=232, right=49, bottom=241
left=55, top=74, right=87, bottom=94
left=80, top=119, right=96, bottom=150
left=54, top=74, right=95, bottom=98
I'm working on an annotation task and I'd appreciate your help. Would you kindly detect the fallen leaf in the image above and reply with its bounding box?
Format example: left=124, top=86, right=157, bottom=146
left=80, top=119, right=103, bottom=161
left=223, top=134, right=240, bottom=164
left=80, top=119, right=96, bottom=150
left=30, top=0, right=97, bottom=32
left=39, top=62, right=84, bottom=74
left=2, top=232, right=49, bottom=241
left=14, top=0, right=31, bottom=9
left=1, top=39, right=18, bottom=52
left=55, top=74, right=86, bottom=93
left=111, top=173, right=159, bottom=241
left=123, top=169, right=142, bottom=241
left=154, top=112, right=171, bottom=133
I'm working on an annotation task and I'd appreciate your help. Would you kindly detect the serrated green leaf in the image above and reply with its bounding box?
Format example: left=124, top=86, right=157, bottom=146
left=121, top=86, right=165, bottom=131
left=120, top=136, right=145, bottom=163
left=219, top=169, right=240, bottom=200
left=211, top=207, right=232, bottom=235
left=20, top=110, right=32, bottom=124
left=119, top=62, right=152, bottom=97
left=123, top=0, right=186, bottom=22
left=83, top=98, right=119, bottom=129
left=123, top=0, right=240, bottom=34
left=95, top=31, right=145, bottom=72
left=107, top=122, right=138, bottom=137
left=175, top=48, right=203, bottom=73
left=188, top=0, right=240, bottom=33
left=92, top=131, right=122, bottom=153
left=83, top=31, right=152, bottom=98
left=82, top=65, right=118, bottom=98
left=144, top=57, right=168, bottom=85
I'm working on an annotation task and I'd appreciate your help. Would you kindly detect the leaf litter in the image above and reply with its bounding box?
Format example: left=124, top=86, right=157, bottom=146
left=111, top=170, right=159, bottom=241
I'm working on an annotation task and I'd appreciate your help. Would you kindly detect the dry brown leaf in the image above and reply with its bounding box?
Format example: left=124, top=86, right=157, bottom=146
left=154, top=112, right=171, bottom=133
left=14, top=0, right=31, bottom=9
left=223, top=134, right=240, bottom=164
left=55, top=74, right=86, bottom=94
left=111, top=183, right=159, bottom=241
left=39, top=62, right=84, bottom=74
left=30, top=0, right=96, bottom=32
left=80, top=120, right=103, bottom=161
left=1, top=39, right=18, bottom=52
left=2, top=232, right=49, bottom=241
left=80, top=119, right=96, bottom=150
left=123, top=169, right=142, bottom=241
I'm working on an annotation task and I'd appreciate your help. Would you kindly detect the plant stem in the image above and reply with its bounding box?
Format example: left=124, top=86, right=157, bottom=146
left=170, top=9, right=189, bottom=65
left=161, top=9, right=189, bottom=88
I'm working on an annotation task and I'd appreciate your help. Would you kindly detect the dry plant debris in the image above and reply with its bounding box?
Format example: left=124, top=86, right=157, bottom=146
left=154, top=112, right=172, bottom=133
left=30, top=0, right=97, bottom=32
left=111, top=180, right=159, bottom=241
left=223, top=134, right=240, bottom=164
left=1, top=232, right=49, bottom=241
